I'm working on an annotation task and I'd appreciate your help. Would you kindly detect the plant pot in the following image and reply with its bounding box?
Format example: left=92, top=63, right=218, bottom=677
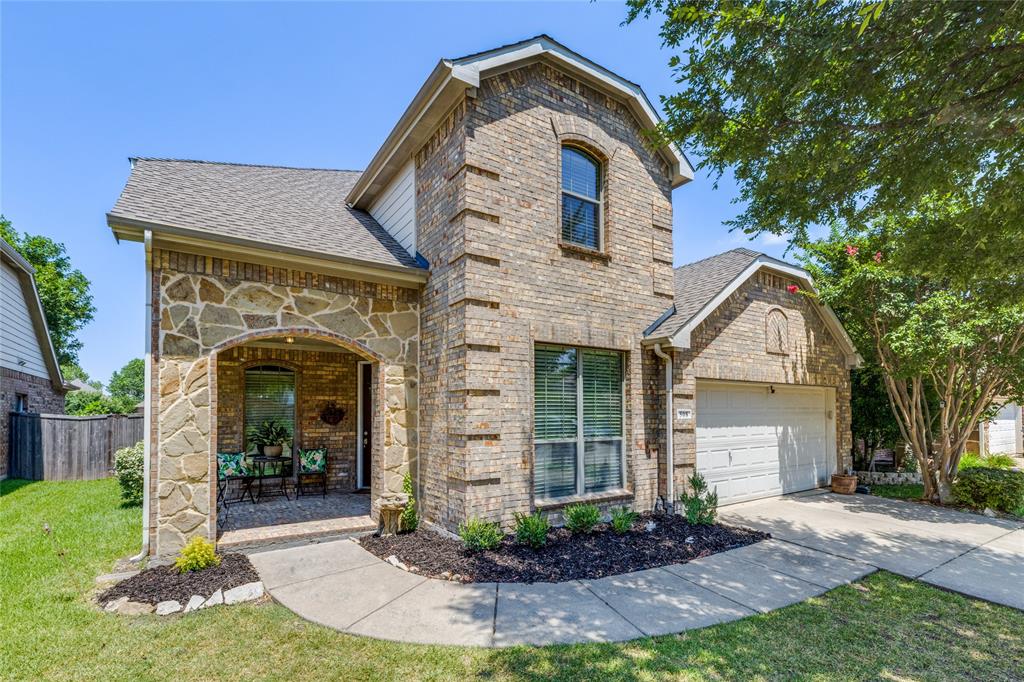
left=263, top=445, right=283, bottom=457
left=831, top=474, right=858, bottom=495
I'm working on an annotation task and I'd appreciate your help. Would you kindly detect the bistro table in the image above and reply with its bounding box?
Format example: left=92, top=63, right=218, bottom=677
left=249, top=454, right=293, bottom=503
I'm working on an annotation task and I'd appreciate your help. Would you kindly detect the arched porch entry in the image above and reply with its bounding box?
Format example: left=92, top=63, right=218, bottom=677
left=208, top=327, right=386, bottom=546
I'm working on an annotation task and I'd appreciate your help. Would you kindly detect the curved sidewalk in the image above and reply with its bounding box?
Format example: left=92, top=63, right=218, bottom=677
left=248, top=534, right=874, bottom=647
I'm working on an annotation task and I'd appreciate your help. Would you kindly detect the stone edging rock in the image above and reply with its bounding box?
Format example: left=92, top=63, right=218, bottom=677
left=99, top=580, right=265, bottom=616
left=856, top=470, right=923, bottom=485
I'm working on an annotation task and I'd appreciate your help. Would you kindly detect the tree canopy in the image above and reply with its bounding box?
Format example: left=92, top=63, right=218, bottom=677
left=1, top=217, right=95, bottom=365
left=625, top=0, right=1024, bottom=279
left=108, top=358, right=145, bottom=403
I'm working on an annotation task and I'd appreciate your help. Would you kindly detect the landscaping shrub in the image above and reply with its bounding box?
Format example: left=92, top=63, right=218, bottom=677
left=983, top=453, right=1016, bottom=470
left=174, top=537, right=221, bottom=574
left=958, top=452, right=985, bottom=470
left=952, top=467, right=1024, bottom=513
left=113, top=441, right=144, bottom=505
left=563, top=503, right=601, bottom=534
left=610, top=507, right=638, bottom=534
left=679, top=472, right=718, bottom=525
left=513, top=512, right=550, bottom=548
left=400, top=472, right=418, bottom=532
left=458, top=518, right=502, bottom=552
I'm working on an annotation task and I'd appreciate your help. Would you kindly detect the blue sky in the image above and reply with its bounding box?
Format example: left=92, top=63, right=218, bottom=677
left=1, top=1, right=786, bottom=384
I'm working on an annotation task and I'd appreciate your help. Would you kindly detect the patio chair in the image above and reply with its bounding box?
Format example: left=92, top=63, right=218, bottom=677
left=217, top=451, right=254, bottom=506
left=296, top=448, right=328, bottom=498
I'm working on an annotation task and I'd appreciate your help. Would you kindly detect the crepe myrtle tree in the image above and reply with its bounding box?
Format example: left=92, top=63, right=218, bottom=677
left=800, top=224, right=1024, bottom=504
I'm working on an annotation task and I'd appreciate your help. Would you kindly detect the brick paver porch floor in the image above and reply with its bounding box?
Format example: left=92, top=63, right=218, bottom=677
left=217, top=490, right=375, bottom=550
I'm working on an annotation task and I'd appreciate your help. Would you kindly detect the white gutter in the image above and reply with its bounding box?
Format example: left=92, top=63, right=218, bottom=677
left=653, top=343, right=674, bottom=511
left=131, top=229, right=153, bottom=560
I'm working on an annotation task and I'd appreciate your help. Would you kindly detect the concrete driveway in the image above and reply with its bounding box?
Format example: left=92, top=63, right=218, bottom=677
left=720, top=491, right=1024, bottom=610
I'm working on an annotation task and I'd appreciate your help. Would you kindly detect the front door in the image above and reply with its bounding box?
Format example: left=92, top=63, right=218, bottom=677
left=358, top=363, right=372, bottom=489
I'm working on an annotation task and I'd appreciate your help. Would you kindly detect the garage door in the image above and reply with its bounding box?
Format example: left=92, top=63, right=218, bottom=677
left=988, top=403, right=1022, bottom=455
left=696, top=382, right=834, bottom=505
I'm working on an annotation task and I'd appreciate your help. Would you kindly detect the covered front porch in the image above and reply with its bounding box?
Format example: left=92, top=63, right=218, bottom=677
left=212, top=333, right=381, bottom=548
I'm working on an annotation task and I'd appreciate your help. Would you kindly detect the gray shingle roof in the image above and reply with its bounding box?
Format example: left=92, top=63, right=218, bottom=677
left=108, top=158, right=422, bottom=271
left=646, top=248, right=762, bottom=339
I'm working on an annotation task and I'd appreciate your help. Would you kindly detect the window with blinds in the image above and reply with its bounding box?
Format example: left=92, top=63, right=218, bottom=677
left=561, top=146, right=602, bottom=250
left=244, top=365, right=296, bottom=451
left=534, top=345, right=623, bottom=500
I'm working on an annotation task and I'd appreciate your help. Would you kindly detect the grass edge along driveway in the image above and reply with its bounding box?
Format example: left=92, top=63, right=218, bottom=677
left=2, top=478, right=1023, bottom=681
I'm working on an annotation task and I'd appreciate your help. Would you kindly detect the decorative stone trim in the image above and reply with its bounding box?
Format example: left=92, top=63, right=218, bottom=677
left=856, top=471, right=923, bottom=485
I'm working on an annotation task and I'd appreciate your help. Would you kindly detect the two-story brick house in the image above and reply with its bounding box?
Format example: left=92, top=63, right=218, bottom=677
left=108, top=36, right=859, bottom=557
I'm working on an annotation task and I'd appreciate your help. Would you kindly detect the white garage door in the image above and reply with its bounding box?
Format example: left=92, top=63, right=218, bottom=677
left=696, top=382, right=834, bottom=505
left=988, top=403, right=1022, bottom=455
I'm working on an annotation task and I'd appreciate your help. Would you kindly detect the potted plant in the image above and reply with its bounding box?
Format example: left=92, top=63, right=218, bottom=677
left=247, top=419, right=291, bottom=456
left=831, top=469, right=859, bottom=495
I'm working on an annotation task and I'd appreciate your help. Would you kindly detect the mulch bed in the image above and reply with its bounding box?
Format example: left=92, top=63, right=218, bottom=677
left=98, top=554, right=259, bottom=605
left=359, top=514, right=769, bottom=583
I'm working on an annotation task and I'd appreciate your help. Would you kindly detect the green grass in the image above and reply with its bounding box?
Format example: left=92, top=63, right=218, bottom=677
left=3, top=478, right=1024, bottom=681
left=870, top=483, right=926, bottom=501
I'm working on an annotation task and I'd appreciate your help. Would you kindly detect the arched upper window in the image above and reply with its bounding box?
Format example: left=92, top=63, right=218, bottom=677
left=561, top=145, right=603, bottom=250
left=244, top=365, right=296, bottom=452
left=766, top=309, right=789, bottom=355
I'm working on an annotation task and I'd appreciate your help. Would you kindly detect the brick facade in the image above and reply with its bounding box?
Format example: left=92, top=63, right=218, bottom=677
left=415, top=63, right=674, bottom=529
left=660, top=270, right=854, bottom=496
left=1, top=367, right=66, bottom=479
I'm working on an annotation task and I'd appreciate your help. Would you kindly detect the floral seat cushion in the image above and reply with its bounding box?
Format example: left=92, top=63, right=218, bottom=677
left=298, top=448, right=327, bottom=474
left=217, top=452, right=250, bottom=479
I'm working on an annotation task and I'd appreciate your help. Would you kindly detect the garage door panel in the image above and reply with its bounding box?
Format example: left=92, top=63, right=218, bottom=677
left=696, top=382, right=832, bottom=505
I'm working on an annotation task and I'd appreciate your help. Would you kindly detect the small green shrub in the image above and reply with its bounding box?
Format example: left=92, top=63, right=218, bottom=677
left=959, top=452, right=985, bottom=470
left=563, top=503, right=601, bottom=534
left=983, top=453, right=1016, bottom=470
left=679, top=472, right=718, bottom=525
left=953, top=467, right=1024, bottom=513
left=610, top=507, right=638, bottom=534
left=400, top=472, right=418, bottom=532
left=174, top=536, right=221, bottom=574
left=900, top=453, right=919, bottom=473
left=113, top=441, right=144, bottom=506
left=458, top=518, right=502, bottom=552
left=513, top=512, right=550, bottom=548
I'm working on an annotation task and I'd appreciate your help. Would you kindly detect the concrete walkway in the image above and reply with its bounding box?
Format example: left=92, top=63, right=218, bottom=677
left=248, top=492, right=1022, bottom=647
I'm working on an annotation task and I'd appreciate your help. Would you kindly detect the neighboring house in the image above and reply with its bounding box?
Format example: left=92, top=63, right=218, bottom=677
left=969, top=401, right=1024, bottom=456
left=0, top=237, right=68, bottom=479
left=107, top=35, right=859, bottom=556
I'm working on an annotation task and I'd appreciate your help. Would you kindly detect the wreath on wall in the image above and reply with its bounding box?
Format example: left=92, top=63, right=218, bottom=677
left=319, top=402, right=345, bottom=425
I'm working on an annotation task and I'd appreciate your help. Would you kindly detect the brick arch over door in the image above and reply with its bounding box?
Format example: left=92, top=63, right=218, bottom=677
left=205, top=327, right=394, bottom=540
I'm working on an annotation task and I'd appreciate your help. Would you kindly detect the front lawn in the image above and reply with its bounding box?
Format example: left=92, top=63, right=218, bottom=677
left=3, top=478, right=1024, bottom=681
left=870, top=483, right=926, bottom=501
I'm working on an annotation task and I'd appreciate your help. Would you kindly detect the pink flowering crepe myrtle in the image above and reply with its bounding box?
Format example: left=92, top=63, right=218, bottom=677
left=845, top=244, right=859, bottom=257
left=874, top=251, right=883, bottom=263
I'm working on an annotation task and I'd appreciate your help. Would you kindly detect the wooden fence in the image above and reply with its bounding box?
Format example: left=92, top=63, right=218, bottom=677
left=8, top=412, right=144, bottom=481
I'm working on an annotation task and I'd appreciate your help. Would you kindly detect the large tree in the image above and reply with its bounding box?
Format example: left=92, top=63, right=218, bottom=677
left=625, top=0, right=1024, bottom=278
left=801, top=223, right=1024, bottom=503
left=108, top=358, right=145, bottom=403
left=1, top=217, right=95, bottom=365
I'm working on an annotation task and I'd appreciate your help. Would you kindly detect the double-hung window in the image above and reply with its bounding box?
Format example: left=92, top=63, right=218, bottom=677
left=560, top=145, right=602, bottom=250
left=244, top=365, right=296, bottom=452
left=534, top=345, right=624, bottom=500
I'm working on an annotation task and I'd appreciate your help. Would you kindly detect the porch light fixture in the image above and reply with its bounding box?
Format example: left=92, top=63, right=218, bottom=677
left=285, top=337, right=295, bottom=344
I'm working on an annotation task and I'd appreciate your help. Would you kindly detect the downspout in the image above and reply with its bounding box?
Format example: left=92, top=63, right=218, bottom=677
left=653, top=343, right=674, bottom=512
left=131, top=230, right=154, bottom=560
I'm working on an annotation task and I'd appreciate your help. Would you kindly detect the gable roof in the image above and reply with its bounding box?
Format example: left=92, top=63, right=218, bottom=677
left=107, top=158, right=426, bottom=278
left=0, top=237, right=68, bottom=391
left=645, top=247, right=861, bottom=367
left=346, top=34, right=694, bottom=209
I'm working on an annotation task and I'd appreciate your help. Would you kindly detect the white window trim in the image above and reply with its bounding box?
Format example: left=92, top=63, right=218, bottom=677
left=534, top=344, right=626, bottom=500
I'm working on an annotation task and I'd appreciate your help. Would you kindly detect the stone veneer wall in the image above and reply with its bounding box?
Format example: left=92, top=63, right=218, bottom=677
left=0, top=367, right=66, bottom=479
left=148, top=249, right=419, bottom=556
left=215, top=345, right=360, bottom=491
left=664, top=271, right=854, bottom=497
left=414, top=63, right=675, bottom=529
